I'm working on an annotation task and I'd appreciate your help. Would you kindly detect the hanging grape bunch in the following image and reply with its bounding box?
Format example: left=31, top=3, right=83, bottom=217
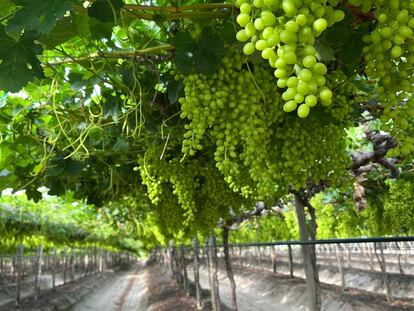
left=350, top=0, right=414, bottom=156
left=234, top=0, right=345, bottom=118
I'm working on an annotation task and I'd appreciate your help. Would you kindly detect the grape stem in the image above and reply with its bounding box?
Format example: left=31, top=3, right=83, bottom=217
left=123, top=10, right=232, bottom=21
left=47, top=44, right=175, bottom=65
left=342, top=1, right=375, bottom=23
left=123, top=3, right=236, bottom=13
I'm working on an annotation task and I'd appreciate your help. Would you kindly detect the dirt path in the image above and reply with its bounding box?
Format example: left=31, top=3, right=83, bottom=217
left=190, top=265, right=411, bottom=311
left=71, top=266, right=148, bottom=311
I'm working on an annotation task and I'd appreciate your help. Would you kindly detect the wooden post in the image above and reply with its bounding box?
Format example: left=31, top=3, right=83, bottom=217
left=93, top=247, right=98, bottom=273
left=34, top=245, right=43, bottom=300
left=206, top=238, right=213, bottom=304
left=287, top=244, right=294, bottom=278
left=70, top=248, right=75, bottom=281
left=0, top=256, right=3, bottom=280
left=238, top=246, right=242, bottom=269
left=374, top=242, right=392, bottom=302
left=271, top=246, right=277, bottom=273
left=257, top=246, right=262, bottom=267
left=294, top=194, right=321, bottom=311
left=84, top=251, right=88, bottom=277
left=52, top=248, right=57, bottom=290
left=223, top=227, right=237, bottom=311
left=192, top=238, right=203, bottom=310
left=63, top=247, right=68, bottom=284
left=335, top=244, right=346, bottom=294
left=180, top=247, right=189, bottom=293
left=209, top=234, right=221, bottom=311
left=15, top=244, right=24, bottom=307
left=12, top=254, right=16, bottom=282
left=167, top=242, right=174, bottom=277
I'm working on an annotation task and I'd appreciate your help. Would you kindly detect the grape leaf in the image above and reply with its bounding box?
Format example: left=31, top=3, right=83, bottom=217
left=6, top=0, right=76, bottom=34
left=170, top=26, right=225, bottom=75
left=0, top=0, right=14, bottom=17
left=314, top=37, right=335, bottom=62
left=88, top=0, right=124, bottom=23
left=39, top=13, right=90, bottom=48
left=113, top=137, right=130, bottom=153
left=324, top=7, right=353, bottom=48
left=26, top=186, right=42, bottom=202
left=0, top=27, right=45, bottom=92
left=339, top=25, right=369, bottom=72
left=167, top=80, right=184, bottom=105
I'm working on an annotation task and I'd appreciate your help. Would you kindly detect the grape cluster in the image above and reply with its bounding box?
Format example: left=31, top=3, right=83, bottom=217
left=176, top=47, right=353, bottom=199
left=234, top=0, right=345, bottom=117
left=323, top=70, right=357, bottom=122
left=384, top=178, right=414, bottom=235
left=177, top=47, right=284, bottom=198
left=136, top=141, right=250, bottom=236
left=137, top=147, right=197, bottom=224
left=268, top=114, right=351, bottom=191
left=354, top=0, right=414, bottom=155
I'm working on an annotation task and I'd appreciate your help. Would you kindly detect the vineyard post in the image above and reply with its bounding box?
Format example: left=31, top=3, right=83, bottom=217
left=223, top=227, right=238, bottom=311
left=34, top=245, right=43, bottom=300
left=335, top=243, right=346, bottom=294
left=345, top=245, right=351, bottom=267
left=63, top=247, right=68, bottom=284
left=205, top=237, right=213, bottom=304
left=287, top=244, right=293, bottom=278
left=271, top=246, right=277, bottom=273
left=99, top=249, right=102, bottom=272
left=103, top=250, right=107, bottom=271
left=84, top=251, right=88, bottom=277
left=180, top=246, right=189, bottom=293
left=396, top=242, right=404, bottom=275
left=88, top=248, right=93, bottom=276
left=52, top=248, right=57, bottom=290
left=93, top=247, right=97, bottom=273
left=257, top=245, right=262, bottom=266
left=170, top=241, right=182, bottom=286
left=15, top=243, right=23, bottom=307
left=12, top=253, right=16, bottom=282
left=368, top=243, right=374, bottom=271
left=238, top=246, right=242, bottom=269
left=294, top=193, right=321, bottom=311
left=167, top=246, right=173, bottom=276
left=70, top=248, right=75, bottom=281
left=192, top=237, right=203, bottom=309
left=163, top=249, right=168, bottom=271
left=374, top=242, right=392, bottom=302
left=210, top=234, right=221, bottom=311
left=0, top=256, right=3, bottom=279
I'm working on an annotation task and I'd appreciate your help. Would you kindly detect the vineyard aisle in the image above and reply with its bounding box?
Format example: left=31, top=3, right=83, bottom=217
left=71, top=265, right=148, bottom=311
left=191, top=266, right=398, bottom=311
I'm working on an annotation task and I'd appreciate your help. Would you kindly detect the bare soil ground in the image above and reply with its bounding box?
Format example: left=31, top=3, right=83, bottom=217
left=145, top=264, right=200, bottom=311
left=194, top=264, right=414, bottom=311
left=3, top=261, right=413, bottom=311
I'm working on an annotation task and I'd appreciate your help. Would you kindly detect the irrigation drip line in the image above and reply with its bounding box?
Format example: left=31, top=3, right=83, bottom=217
left=159, top=236, right=414, bottom=250
left=223, top=236, right=414, bottom=248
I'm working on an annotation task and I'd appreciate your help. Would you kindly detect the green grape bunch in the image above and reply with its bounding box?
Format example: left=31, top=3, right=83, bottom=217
left=234, top=0, right=345, bottom=118
left=176, top=47, right=285, bottom=198
left=351, top=0, right=414, bottom=156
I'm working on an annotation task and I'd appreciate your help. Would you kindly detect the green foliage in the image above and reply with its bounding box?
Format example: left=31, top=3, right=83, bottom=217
left=0, top=27, right=44, bottom=91
left=7, top=0, right=76, bottom=34
left=0, top=0, right=413, bottom=247
left=383, top=178, right=414, bottom=235
left=170, top=26, right=225, bottom=75
left=230, top=213, right=293, bottom=243
left=0, top=191, right=144, bottom=253
left=88, top=0, right=123, bottom=23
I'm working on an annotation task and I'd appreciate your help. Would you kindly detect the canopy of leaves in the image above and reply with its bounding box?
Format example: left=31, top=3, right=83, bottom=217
left=0, top=0, right=413, bottom=246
